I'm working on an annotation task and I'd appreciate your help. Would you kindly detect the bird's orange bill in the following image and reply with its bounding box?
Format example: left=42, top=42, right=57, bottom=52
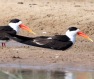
left=77, top=32, right=93, bottom=42
left=19, top=24, right=36, bottom=35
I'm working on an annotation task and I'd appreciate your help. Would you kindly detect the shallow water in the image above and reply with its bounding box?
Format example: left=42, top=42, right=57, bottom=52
left=0, top=64, right=93, bottom=79
left=21, top=71, right=94, bottom=79
left=0, top=68, right=94, bottom=79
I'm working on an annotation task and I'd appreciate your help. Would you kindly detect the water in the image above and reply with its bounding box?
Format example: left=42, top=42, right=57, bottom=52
left=0, top=64, right=93, bottom=79
left=0, top=69, right=94, bottom=79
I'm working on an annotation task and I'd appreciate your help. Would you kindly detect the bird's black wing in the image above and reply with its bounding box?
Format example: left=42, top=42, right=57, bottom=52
left=32, top=37, right=73, bottom=50
left=0, top=26, right=16, bottom=41
left=10, top=35, right=73, bottom=50
left=8, top=34, right=33, bottom=42
left=0, top=32, right=12, bottom=40
left=0, top=26, right=16, bottom=34
left=51, top=35, right=70, bottom=42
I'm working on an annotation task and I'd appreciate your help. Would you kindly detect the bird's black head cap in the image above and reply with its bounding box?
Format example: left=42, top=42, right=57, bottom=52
left=10, top=19, right=21, bottom=23
left=68, top=27, right=78, bottom=31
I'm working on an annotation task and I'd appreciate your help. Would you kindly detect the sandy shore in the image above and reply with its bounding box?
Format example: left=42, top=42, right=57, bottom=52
left=0, top=0, right=94, bottom=69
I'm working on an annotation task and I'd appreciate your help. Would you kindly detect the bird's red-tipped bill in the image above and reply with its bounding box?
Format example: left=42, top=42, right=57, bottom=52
left=77, top=32, right=93, bottom=42
left=19, top=24, right=36, bottom=35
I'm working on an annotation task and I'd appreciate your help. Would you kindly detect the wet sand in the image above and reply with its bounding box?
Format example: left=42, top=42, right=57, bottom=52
left=0, top=0, right=94, bottom=69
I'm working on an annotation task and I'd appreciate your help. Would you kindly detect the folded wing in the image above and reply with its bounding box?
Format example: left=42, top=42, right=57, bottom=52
left=9, top=34, right=73, bottom=50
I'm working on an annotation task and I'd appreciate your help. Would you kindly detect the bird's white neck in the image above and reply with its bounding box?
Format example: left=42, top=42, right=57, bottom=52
left=9, top=23, right=19, bottom=33
left=66, top=30, right=77, bottom=43
left=8, top=21, right=22, bottom=33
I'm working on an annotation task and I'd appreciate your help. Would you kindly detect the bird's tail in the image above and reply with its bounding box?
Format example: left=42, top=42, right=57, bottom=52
left=9, top=34, right=34, bottom=44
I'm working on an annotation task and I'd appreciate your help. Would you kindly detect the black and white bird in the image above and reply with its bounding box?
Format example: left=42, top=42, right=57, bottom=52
left=10, top=27, right=93, bottom=50
left=0, top=19, right=36, bottom=47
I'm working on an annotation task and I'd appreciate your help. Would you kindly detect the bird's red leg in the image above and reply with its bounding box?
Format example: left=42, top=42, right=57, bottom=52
left=3, top=43, right=6, bottom=47
left=2, top=43, right=4, bottom=47
left=2, top=43, right=6, bottom=47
